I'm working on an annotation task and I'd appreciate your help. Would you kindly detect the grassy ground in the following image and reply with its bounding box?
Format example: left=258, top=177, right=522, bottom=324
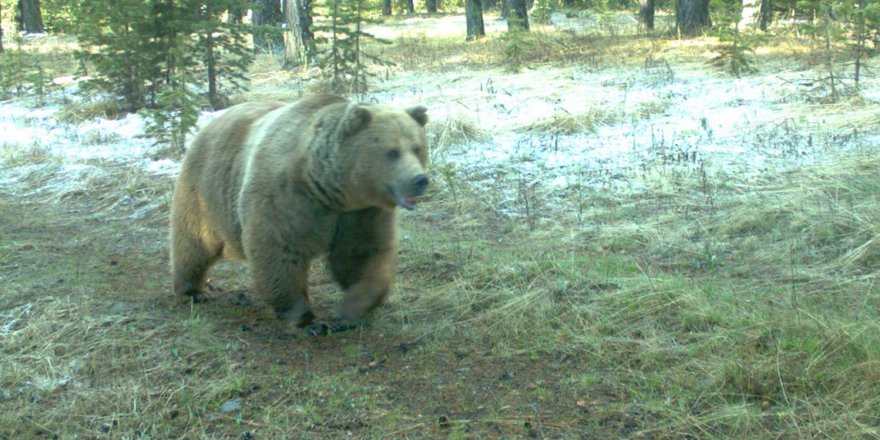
left=2, top=140, right=879, bottom=439
left=2, top=12, right=880, bottom=440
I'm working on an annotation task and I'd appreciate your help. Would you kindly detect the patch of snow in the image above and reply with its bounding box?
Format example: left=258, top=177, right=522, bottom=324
left=1, top=14, right=878, bottom=222
left=145, top=159, right=181, bottom=177
left=0, top=99, right=222, bottom=174
left=373, top=57, right=877, bottom=205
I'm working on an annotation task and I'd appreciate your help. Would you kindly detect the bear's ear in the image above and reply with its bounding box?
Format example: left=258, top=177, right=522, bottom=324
left=407, top=106, right=428, bottom=127
left=340, top=104, right=372, bottom=136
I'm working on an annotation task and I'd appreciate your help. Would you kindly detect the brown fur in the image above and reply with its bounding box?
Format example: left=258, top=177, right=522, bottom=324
left=170, top=94, right=428, bottom=332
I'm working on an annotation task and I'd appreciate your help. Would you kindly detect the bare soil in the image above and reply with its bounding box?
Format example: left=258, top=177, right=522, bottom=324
left=0, top=185, right=637, bottom=439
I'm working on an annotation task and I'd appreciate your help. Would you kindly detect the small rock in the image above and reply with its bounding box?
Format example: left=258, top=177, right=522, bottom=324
left=394, top=342, right=416, bottom=354
left=99, top=420, right=117, bottom=433
left=220, top=398, right=242, bottom=413
left=438, top=415, right=450, bottom=429
left=358, top=357, right=387, bottom=374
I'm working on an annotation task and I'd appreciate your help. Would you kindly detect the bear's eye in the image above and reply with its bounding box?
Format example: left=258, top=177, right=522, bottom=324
left=412, top=147, right=421, bottom=156
left=387, top=149, right=401, bottom=160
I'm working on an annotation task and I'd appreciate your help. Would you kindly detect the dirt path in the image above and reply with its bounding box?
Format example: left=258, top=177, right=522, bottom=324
left=0, top=191, right=623, bottom=438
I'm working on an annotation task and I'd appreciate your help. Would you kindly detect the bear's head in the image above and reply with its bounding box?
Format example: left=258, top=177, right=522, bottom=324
left=337, top=103, right=429, bottom=211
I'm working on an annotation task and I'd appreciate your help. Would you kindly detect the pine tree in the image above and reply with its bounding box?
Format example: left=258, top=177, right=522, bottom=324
left=531, top=0, right=556, bottom=25
left=74, top=0, right=252, bottom=154
left=142, top=32, right=201, bottom=155
left=314, top=0, right=391, bottom=97
left=0, top=35, right=27, bottom=99
left=191, top=0, right=253, bottom=109
left=709, top=0, right=765, bottom=77
left=74, top=0, right=161, bottom=112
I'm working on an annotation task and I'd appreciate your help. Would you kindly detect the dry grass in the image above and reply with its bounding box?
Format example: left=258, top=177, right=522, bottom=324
left=519, top=107, right=625, bottom=134
left=396, top=149, right=880, bottom=438
left=427, top=114, right=488, bottom=162
left=55, top=99, right=125, bottom=124
left=3, top=110, right=880, bottom=440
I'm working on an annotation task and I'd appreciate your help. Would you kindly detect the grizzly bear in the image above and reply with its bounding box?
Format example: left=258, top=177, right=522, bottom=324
left=169, top=94, right=429, bottom=335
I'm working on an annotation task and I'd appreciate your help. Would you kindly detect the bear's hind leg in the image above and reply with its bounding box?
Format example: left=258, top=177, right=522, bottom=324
left=170, top=223, right=223, bottom=301
left=170, top=187, right=224, bottom=301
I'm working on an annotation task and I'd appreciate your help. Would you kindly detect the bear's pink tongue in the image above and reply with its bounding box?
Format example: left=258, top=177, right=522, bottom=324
left=398, top=195, right=417, bottom=210
left=391, top=187, right=418, bottom=210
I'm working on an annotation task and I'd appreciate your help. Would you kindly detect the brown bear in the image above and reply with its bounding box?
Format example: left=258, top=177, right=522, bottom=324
left=169, top=94, right=428, bottom=335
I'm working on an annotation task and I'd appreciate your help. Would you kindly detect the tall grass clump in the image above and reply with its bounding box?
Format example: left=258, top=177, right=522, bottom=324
left=394, top=150, right=880, bottom=438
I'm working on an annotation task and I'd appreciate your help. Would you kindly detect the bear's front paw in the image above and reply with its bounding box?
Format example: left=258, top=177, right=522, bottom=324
left=303, top=319, right=359, bottom=337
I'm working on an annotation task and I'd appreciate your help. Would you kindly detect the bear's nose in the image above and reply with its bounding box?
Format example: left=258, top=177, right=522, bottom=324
left=412, top=174, right=429, bottom=193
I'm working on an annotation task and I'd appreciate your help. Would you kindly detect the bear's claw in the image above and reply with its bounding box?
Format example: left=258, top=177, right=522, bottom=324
left=304, top=320, right=358, bottom=336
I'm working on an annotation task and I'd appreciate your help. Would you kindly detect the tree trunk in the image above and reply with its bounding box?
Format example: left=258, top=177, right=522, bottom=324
left=0, top=2, right=4, bottom=52
left=501, top=0, right=509, bottom=19
left=639, top=0, right=654, bottom=31
left=15, top=0, right=23, bottom=31
left=758, top=0, right=771, bottom=31
left=382, top=0, right=391, bottom=15
left=284, top=0, right=315, bottom=64
left=426, top=0, right=438, bottom=14
left=254, top=0, right=284, bottom=52
left=227, top=6, right=244, bottom=24
left=821, top=4, right=837, bottom=102
left=18, top=0, right=44, bottom=34
left=203, top=5, right=219, bottom=109
left=676, top=0, right=710, bottom=36
left=465, top=0, right=485, bottom=40
left=507, top=0, right=529, bottom=31
left=403, top=0, right=415, bottom=14
left=121, top=22, right=141, bottom=113
left=854, top=0, right=865, bottom=85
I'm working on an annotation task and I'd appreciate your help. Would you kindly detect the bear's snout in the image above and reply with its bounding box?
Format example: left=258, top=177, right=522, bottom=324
left=388, top=173, right=429, bottom=211
left=412, top=174, right=429, bottom=195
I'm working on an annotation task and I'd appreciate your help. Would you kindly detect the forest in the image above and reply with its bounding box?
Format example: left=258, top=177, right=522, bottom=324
left=1, top=0, right=880, bottom=438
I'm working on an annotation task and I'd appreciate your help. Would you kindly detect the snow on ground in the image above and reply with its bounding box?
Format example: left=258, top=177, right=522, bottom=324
left=2, top=15, right=879, bottom=221
left=0, top=100, right=172, bottom=170
left=374, top=61, right=878, bottom=202
left=369, top=14, right=879, bottom=205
